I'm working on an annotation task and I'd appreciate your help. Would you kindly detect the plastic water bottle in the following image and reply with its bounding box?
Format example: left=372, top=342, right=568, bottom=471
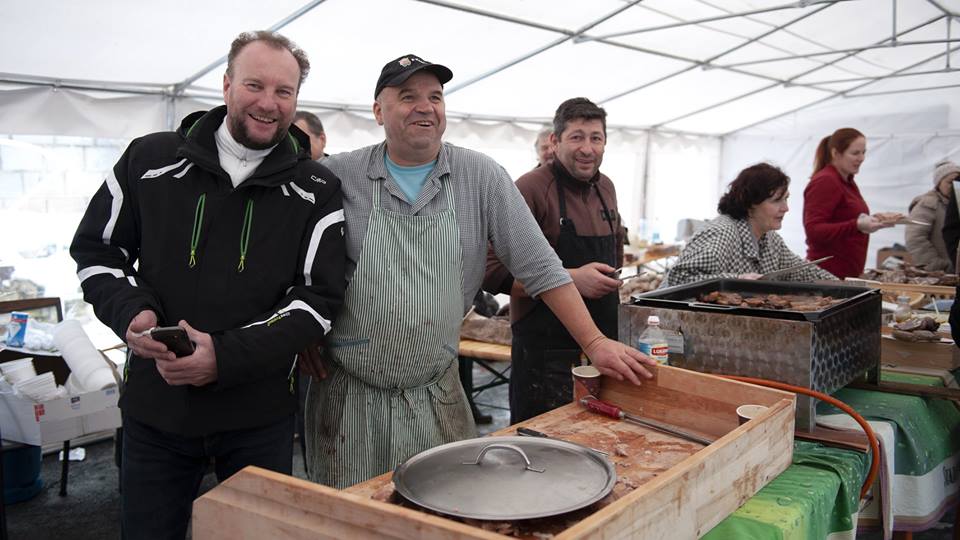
left=637, top=315, right=669, bottom=365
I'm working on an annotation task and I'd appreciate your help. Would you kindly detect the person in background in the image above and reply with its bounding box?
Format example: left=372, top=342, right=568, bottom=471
left=535, top=126, right=555, bottom=167
left=485, top=98, right=625, bottom=423
left=907, top=160, right=960, bottom=272
left=302, top=54, right=654, bottom=489
left=69, top=31, right=346, bottom=539
left=943, top=170, right=960, bottom=269
left=663, top=163, right=835, bottom=287
left=803, top=127, right=903, bottom=279
left=293, top=110, right=328, bottom=160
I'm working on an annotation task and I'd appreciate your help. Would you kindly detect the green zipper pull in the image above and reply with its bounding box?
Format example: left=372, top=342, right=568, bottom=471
left=189, top=193, right=207, bottom=268
left=238, top=198, right=254, bottom=272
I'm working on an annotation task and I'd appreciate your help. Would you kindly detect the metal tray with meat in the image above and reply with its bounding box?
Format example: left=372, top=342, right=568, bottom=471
left=630, top=278, right=875, bottom=322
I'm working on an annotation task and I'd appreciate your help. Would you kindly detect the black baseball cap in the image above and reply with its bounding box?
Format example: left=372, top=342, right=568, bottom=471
left=374, top=54, right=453, bottom=98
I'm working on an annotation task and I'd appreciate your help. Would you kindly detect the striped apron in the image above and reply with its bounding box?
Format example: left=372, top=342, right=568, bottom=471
left=305, top=179, right=476, bottom=489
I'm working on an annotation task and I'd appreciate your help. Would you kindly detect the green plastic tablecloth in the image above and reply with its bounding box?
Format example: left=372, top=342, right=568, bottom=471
left=704, top=370, right=960, bottom=539
left=703, top=441, right=868, bottom=540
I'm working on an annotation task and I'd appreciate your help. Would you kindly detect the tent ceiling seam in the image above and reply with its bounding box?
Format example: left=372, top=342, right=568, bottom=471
left=171, top=0, right=328, bottom=95
left=599, top=2, right=834, bottom=104
left=578, top=0, right=849, bottom=42
left=721, top=42, right=960, bottom=136
left=662, top=14, right=948, bottom=131
left=444, top=0, right=643, bottom=95
left=688, top=0, right=887, bottom=78
left=717, top=39, right=960, bottom=69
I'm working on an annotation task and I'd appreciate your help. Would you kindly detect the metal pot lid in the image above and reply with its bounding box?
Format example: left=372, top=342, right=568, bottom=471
left=392, top=435, right=616, bottom=521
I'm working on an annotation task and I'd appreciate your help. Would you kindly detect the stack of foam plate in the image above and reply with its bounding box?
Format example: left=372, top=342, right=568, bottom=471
left=14, top=371, right=64, bottom=402
left=0, top=358, right=37, bottom=383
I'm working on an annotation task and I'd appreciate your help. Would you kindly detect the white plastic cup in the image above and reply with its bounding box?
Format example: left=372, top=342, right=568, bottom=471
left=736, top=404, right=768, bottom=425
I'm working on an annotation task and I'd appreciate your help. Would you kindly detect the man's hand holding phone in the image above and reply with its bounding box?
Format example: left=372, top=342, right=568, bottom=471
left=149, top=326, right=195, bottom=357
left=126, top=310, right=175, bottom=361
left=153, top=321, right=217, bottom=386
left=125, top=312, right=218, bottom=386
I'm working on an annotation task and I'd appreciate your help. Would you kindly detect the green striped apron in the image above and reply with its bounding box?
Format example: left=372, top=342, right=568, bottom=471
left=305, top=178, right=476, bottom=489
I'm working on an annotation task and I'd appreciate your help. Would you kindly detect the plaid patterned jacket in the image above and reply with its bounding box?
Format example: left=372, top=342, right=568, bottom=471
left=662, top=214, right=836, bottom=287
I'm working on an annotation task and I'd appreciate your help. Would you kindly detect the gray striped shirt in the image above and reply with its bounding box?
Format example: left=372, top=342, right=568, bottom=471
left=325, top=141, right=571, bottom=312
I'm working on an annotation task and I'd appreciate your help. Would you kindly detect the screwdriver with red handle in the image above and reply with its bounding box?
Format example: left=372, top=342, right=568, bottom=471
left=579, top=398, right=714, bottom=446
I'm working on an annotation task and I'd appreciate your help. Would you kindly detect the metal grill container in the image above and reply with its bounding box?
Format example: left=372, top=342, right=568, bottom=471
left=620, top=279, right=881, bottom=430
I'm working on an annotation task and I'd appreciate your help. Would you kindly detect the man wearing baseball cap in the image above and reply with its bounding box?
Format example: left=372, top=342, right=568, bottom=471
left=302, top=54, right=655, bottom=488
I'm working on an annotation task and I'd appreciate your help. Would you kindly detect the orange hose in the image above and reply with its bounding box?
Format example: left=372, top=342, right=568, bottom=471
left=719, top=375, right=879, bottom=501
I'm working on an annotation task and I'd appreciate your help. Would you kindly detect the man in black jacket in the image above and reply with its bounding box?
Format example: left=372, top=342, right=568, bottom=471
left=70, top=30, right=345, bottom=539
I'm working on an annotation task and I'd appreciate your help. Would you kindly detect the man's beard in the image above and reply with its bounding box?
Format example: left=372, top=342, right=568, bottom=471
left=229, top=114, right=288, bottom=150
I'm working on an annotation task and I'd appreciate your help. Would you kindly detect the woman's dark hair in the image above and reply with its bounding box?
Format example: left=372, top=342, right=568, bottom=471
left=717, top=163, right=790, bottom=220
left=813, top=127, right=864, bottom=175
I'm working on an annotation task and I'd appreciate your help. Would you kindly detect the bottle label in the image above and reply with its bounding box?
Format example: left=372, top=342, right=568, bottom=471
left=637, top=342, right=669, bottom=365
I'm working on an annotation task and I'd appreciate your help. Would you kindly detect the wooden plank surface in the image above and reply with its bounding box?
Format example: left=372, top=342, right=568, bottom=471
left=459, top=339, right=511, bottom=362
left=623, top=244, right=680, bottom=268
left=880, top=330, right=960, bottom=370
left=194, top=365, right=795, bottom=540
left=348, top=366, right=795, bottom=539
left=193, top=467, right=505, bottom=540
left=847, top=380, right=960, bottom=402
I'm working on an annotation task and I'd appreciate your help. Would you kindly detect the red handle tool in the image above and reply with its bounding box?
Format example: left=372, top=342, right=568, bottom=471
left=579, top=398, right=714, bottom=446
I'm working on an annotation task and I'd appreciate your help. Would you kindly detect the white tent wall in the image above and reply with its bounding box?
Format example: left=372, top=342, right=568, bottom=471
left=0, top=87, right=171, bottom=140
left=645, top=132, right=722, bottom=242
left=721, top=87, right=960, bottom=271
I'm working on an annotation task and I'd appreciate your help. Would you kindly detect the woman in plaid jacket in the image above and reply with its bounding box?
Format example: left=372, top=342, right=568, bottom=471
left=663, top=163, right=836, bottom=287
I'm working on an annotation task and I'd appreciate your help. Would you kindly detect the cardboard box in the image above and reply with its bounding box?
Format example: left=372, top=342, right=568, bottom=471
left=0, top=383, right=121, bottom=446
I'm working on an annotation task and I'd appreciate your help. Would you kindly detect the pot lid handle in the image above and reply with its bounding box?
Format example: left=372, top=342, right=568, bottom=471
left=461, top=443, right=545, bottom=473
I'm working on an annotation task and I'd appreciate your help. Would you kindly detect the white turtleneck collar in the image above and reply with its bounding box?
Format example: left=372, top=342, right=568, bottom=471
left=214, top=119, right=276, bottom=188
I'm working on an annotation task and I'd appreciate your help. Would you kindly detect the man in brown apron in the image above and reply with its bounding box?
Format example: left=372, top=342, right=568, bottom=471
left=486, top=98, right=624, bottom=423
left=305, top=55, right=656, bottom=489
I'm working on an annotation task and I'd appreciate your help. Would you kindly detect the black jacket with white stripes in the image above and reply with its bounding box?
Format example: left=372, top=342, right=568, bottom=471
left=70, top=106, right=346, bottom=436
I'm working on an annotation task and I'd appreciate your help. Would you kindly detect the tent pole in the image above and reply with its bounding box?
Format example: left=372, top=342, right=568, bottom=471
left=715, top=39, right=960, bottom=69
left=165, top=94, right=177, bottom=132
left=722, top=43, right=960, bottom=135
left=444, top=0, right=642, bottom=95
left=172, top=0, right=329, bottom=95
left=640, top=133, right=652, bottom=225
left=418, top=0, right=831, bottom=93
left=800, top=67, right=960, bottom=85
left=599, top=2, right=834, bottom=104
left=949, top=16, right=954, bottom=68
left=577, top=0, right=849, bottom=42
left=892, top=0, right=899, bottom=46
left=653, top=15, right=946, bottom=129
left=924, top=0, right=955, bottom=17
left=847, top=82, right=960, bottom=97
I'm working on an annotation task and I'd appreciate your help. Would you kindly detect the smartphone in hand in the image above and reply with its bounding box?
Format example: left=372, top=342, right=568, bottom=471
left=150, top=326, right=195, bottom=357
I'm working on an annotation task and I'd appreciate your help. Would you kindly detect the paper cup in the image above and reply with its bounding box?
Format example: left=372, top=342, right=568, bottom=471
left=736, top=404, right=768, bottom=425
left=572, top=365, right=602, bottom=400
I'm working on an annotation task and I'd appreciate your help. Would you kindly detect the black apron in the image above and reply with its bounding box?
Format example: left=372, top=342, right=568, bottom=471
left=509, top=171, right=619, bottom=424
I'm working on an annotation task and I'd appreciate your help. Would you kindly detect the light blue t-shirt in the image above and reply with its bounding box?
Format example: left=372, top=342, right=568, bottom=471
left=385, top=154, right=437, bottom=203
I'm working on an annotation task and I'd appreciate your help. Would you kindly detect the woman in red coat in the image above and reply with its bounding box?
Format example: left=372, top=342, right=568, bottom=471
left=803, top=127, right=903, bottom=278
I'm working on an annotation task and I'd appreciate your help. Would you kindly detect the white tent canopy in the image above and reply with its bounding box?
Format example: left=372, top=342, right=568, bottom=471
left=3, top=0, right=959, bottom=136
left=2, top=0, right=960, bottom=270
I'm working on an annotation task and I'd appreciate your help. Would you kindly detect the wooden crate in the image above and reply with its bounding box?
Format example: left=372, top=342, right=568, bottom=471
left=193, top=366, right=795, bottom=540
left=880, top=327, right=960, bottom=370
left=845, top=278, right=956, bottom=300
